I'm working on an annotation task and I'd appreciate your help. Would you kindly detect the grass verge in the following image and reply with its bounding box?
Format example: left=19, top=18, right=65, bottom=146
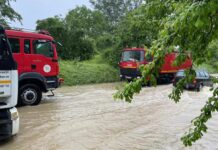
left=59, top=58, right=120, bottom=86
left=196, top=63, right=218, bottom=74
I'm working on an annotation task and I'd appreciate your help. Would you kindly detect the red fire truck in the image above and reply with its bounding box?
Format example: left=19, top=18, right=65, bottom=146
left=119, top=47, right=192, bottom=82
left=5, top=29, right=63, bottom=106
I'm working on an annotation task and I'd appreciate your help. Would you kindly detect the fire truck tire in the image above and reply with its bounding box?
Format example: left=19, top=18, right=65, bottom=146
left=196, top=83, right=203, bottom=92
left=18, top=84, right=42, bottom=106
left=147, top=81, right=151, bottom=87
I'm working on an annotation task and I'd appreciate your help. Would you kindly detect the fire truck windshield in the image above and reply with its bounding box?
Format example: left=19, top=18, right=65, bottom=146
left=33, top=40, right=54, bottom=57
left=122, top=50, right=144, bottom=62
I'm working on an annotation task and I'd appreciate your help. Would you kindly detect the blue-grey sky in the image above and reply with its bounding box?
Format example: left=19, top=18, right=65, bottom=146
left=10, top=0, right=91, bottom=29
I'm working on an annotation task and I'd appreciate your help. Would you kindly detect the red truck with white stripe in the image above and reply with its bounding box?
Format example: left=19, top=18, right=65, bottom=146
left=119, top=47, right=192, bottom=82
left=5, top=29, right=63, bottom=106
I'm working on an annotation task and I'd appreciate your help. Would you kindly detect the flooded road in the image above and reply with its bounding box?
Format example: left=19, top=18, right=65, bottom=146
left=1, top=83, right=218, bottom=150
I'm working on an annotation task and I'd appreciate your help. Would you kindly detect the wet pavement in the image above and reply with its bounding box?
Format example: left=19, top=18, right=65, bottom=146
left=1, top=83, right=218, bottom=150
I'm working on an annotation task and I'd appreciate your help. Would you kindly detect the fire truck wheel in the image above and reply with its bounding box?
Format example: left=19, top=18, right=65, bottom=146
left=196, top=83, right=203, bottom=92
left=19, top=84, right=42, bottom=106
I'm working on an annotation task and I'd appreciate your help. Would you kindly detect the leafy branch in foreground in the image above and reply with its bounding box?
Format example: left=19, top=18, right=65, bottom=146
left=169, top=69, right=196, bottom=103
left=115, top=0, right=218, bottom=146
left=181, top=94, right=216, bottom=146
left=181, top=77, right=218, bottom=146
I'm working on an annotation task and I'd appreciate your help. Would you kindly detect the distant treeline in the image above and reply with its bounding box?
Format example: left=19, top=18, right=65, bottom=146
left=35, top=0, right=161, bottom=65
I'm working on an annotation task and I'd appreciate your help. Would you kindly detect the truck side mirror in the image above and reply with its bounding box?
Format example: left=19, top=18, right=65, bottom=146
left=52, top=41, right=62, bottom=47
left=0, top=25, right=5, bottom=34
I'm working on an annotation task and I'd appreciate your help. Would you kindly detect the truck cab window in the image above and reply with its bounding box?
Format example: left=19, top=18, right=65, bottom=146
left=24, top=39, right=30, bottom=54
left=122, top=51, right=144, bottom=62
left=0, top=37, right=8, bottom=59
left=33, top=40, right=54, bottom=57
left=8, top=38, right=20, bottom=53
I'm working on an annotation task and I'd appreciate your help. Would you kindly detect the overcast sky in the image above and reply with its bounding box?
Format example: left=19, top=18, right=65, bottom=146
left=10, top=0, right=91, bottom=29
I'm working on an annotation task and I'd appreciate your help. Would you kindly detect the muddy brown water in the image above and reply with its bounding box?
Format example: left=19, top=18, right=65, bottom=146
left=1, top=83, right=218, bottom=150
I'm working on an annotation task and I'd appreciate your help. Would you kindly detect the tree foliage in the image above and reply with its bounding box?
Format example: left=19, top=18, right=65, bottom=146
left=202, top=39, right=218, bottom=72
left=90, top=0, right=143, bottom=30
left=0, top=0, right=22, bottom=26
left=65, top=6, right=108, bottom=38
left=115, top=0, right=218, bottom=146
left=36, top=6, right=108, bottom=60
left=36, top=16, right=65, bottom=39
left=117, top=1, right=173, bottom=47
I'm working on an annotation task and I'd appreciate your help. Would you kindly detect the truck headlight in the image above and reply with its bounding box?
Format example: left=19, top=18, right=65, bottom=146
left=11, top=111, right=19, bottom=120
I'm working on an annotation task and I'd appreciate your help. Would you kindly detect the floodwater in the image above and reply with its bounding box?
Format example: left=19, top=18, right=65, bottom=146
left=1, top=83, right=218, bottom=150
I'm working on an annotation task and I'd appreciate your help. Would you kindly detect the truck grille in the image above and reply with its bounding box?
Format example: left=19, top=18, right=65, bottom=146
left=120, top=68, right=141, bottom=77
left=46, top=76, right=59, bottom=89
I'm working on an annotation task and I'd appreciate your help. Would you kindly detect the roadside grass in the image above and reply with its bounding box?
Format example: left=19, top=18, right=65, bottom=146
left=196, top=63, right=218, bottom=74
left=59, top=56, right=120, bottom=86
left=60, top=55, right=218, bottom=86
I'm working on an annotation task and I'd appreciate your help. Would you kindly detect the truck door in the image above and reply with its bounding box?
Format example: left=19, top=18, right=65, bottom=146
left=29, top=39, right=57, bottom=77
left=8, top=37, right=34, bottom=75
left=8, top=37, right=25, bottom=75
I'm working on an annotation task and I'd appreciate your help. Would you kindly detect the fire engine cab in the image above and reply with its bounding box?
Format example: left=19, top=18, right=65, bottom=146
left=5, top=29, right=63, bottom=106
left=119, top=47, right=192, bottom=82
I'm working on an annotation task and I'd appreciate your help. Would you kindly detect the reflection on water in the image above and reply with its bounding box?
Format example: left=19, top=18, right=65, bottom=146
left=1, top=83, right=218, bottom=150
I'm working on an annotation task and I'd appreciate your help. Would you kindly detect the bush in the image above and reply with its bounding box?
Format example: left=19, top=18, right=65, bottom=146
left=59, top=31, right=95, bottom=61
left=102, top=42, right=123, bottom=68
left=196, top=40, right=218, bottom=73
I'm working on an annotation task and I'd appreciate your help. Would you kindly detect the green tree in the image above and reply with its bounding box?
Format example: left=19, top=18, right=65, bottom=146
left=36, top=16, right=67, bottom=57
left=203, top=39, right=218, bottom=72
left=0, top=0, right=22, bottom=26
left=117, top=1, right=173, bottom=48
left=65, top=6, right=108, bottom=39
left=65, top=6, right=108, bottom=60
left=90, top=0, right=143, bottom=29
left=115, top=0, right=218, bottom=146
left=36, top=16, right=65, bottom=39
left=36, top=7, right=99, bottom=60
